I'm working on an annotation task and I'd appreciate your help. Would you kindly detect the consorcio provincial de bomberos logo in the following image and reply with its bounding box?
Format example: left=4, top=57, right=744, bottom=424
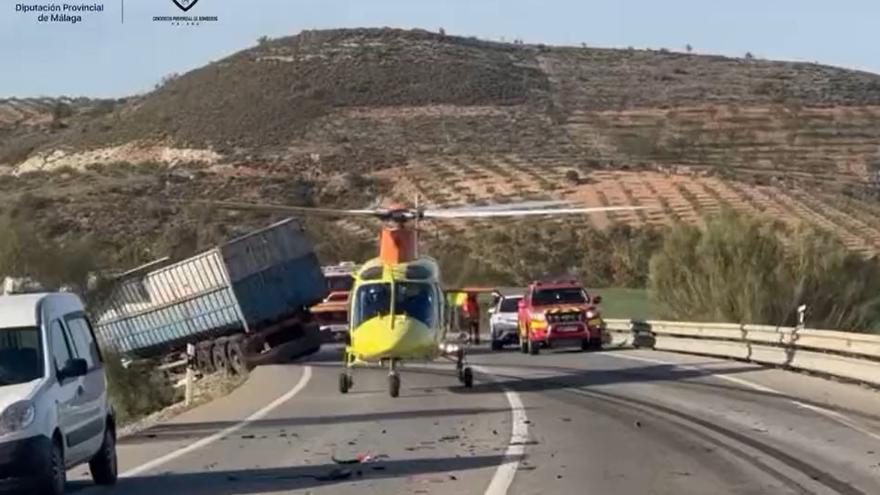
left=153, top=0, right=218, bottom=26
left=14, top=2, right=105, bottom=24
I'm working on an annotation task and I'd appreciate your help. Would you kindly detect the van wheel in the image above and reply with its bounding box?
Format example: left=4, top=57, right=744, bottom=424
left=35, top=438, right=65, bottom=495
left=89, top=425, right=118, bottom=485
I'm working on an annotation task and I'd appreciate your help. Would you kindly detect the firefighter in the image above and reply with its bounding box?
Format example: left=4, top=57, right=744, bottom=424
left=463, top=292, right=480, bottom=344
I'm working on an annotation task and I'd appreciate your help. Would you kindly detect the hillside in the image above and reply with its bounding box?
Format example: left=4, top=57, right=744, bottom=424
left=1, top=27, right=880, bottom=268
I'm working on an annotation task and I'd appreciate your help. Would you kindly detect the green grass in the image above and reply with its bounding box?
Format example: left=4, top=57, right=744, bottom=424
left=591, top=288, right=656, bottom=320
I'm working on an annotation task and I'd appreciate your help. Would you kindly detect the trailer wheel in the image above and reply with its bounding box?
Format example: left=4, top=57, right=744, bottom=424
left=227, top=338, right=247, bottom=376
left=212, top=339, right=229, bottom=374
left=196, top=342, right=214, bottom=373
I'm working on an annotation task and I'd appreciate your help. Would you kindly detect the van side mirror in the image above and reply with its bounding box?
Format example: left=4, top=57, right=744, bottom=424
left=58, top=358, right=88, bottom=381
left=488, top=308, right=496, bottom=315
left=593, top=295, right=602, bottom=304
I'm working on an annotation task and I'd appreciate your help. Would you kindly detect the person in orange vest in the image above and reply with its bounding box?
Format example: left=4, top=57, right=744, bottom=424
left=462, top=293, right=480, bottom=344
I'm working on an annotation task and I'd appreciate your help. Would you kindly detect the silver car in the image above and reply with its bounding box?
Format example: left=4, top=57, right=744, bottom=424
left=489, top=295, right=522, bottom=350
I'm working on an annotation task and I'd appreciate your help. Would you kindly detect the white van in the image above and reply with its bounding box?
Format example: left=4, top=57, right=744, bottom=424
left=0, top=293, right=117, bottom=494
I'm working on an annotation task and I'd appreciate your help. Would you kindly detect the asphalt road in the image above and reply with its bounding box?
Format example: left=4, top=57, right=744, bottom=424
left=68, top=343, right=880, bottom=495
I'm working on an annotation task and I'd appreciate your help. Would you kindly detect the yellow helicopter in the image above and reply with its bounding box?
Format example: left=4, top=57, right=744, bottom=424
left=208, top=199, right=647, bottom=397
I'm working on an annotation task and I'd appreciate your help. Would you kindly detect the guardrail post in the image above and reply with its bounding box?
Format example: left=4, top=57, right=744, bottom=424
left=797, top=304, right=807, bottom=330
left=185, top=343, right=196, bottom=406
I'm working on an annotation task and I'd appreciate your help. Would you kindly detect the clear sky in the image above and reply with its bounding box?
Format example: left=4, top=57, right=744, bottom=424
left=2, top=0, right=878, bottom=98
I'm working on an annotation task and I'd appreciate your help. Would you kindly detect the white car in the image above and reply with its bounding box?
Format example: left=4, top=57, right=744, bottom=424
left=489, top=295, right=523, bottom=350
left=0, top=293, right=117, bottom=494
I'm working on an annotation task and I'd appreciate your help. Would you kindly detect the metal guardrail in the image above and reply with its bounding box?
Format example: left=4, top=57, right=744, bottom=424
left=604, top=319, right=880, bottom=388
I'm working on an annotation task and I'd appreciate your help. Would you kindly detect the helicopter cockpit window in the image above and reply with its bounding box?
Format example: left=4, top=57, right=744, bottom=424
left=394, top=282, right=435, bottom=327
left=404, top=265, right=432, bottom=280
left=352, top=283, right=391, bottom=328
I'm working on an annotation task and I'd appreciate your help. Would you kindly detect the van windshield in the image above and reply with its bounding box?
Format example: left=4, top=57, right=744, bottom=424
left=0, top=327, right=44, bottom=386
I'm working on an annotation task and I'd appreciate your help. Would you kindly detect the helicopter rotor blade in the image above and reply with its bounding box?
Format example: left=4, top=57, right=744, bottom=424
left=199, top=201, right=384, bottom=217
left=422, top=205, right=652, bottom=219
left=432, top=200, right=573, bottom=213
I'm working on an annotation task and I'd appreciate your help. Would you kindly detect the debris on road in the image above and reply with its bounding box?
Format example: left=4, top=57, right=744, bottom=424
left=510, top=440, right=540, bottom=446
left=331, top=453, right=389, bottom=465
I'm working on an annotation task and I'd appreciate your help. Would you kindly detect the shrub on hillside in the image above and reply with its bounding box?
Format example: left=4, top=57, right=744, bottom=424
left=649, top=210, right=880, bottom=332
left=102, top=352, right=178, bottom=425
left=0, top=215, right=98, bottom=293
left=423, top=221, right=662, bottom=288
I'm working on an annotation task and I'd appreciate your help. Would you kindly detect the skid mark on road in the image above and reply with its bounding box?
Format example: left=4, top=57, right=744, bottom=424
left=121, top=366, right=313, bottom=478
left=607, top=353, right=880, bottom=443
left=473, top=365, right=529, bottom=495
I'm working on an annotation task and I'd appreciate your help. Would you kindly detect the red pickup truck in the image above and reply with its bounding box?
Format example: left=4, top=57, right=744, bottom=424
left=517, top=280, right=605, bottom=355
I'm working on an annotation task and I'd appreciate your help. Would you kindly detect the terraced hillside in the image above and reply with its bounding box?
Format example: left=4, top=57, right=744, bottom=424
left=1, top=28, right=880, bottom=263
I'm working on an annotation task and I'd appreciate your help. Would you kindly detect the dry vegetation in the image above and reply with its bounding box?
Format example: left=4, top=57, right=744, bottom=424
left=650, top=211, right=880, bottom=332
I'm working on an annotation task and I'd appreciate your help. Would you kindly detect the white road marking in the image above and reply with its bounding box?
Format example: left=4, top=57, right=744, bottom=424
left=474, top=365, right=529, bottom=495
left=607, top=353, right=880, bottom=442
left=120, top=366, right=313, bottom=478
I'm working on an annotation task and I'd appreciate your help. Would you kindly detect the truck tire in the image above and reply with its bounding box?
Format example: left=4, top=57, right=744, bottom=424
left=227, top=337, right=247, bottom=376
left=196, top=341, right=214, bottom=373
left=212, top=339, right=229, bottom=374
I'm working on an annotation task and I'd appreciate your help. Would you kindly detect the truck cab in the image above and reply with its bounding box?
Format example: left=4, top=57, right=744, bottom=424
left=0, top=293, right=117, bottom=494
left=517, top=280, right=605, bottom=355
left=312, top=262, right=357, bottom=341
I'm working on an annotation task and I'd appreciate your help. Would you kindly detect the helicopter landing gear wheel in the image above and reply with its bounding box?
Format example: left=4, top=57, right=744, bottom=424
left=388, top=373, right=400, bottom=398
left=461, top=366, right=474, bottom=388
left=338, top=372, right=352, bottom=394
left=388, top=359, right=400, bottom=398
